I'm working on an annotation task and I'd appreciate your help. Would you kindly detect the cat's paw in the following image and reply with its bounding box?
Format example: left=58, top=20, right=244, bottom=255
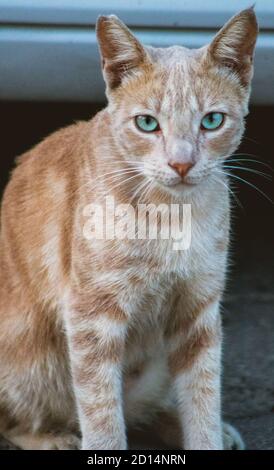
left=222, top=422, right=244, bottom=450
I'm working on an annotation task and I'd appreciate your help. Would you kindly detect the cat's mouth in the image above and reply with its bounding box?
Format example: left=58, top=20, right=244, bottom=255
left=152, top=177, right=200, bottom=196
left=177, top=179, right=198, bottom=187
left=143, top=165, right=209, bottom=191
left=152, top=173, right=211, bottom=195
left=157, top=176, right=201, bottom=188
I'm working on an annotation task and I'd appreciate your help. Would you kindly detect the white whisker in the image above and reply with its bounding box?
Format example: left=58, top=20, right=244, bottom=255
left=215, top=169, right=273, bottom=204
left=137, top=178, right=154, bottom=205
left=225, top=158, right=273, bottom=170
left=223, top=165, right=272, bottom=180
left=97, top=169, right=141, bottom=184
left=97, top=167, right=142, bottom=180
left=103, top=173, right=142, bottom=195
left=212, top=173, right=243, bottom=210
left=129, top=178, right=150, bottom=205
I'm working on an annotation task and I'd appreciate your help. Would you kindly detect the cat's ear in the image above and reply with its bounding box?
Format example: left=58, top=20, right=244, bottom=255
left=96, top=15, right=149, bottom=91
left=208, top=7, right=258, bottom=86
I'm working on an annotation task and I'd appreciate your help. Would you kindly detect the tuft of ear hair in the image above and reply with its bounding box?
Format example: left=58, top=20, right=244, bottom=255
left=96, top=15, right=149, bottom=92
left=208, top=7, right=258, bottom=86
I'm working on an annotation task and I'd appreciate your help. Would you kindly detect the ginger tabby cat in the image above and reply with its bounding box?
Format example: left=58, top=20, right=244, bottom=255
left=0, top=8, right=257, bottom=449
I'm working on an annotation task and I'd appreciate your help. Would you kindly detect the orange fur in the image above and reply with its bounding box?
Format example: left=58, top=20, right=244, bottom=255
left=0, top=9, right=257, bottom=449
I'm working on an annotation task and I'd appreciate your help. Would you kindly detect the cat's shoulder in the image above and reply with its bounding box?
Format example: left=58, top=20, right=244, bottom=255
left=15, top=120, right=91, bottom=168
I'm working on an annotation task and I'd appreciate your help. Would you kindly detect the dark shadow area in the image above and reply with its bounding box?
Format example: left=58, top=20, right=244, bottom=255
left=0, top=101, right=273, bottom=449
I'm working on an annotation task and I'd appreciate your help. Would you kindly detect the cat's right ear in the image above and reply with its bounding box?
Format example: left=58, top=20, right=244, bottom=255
left=96, top=15, right=149, bottom=92
left=207, top=7, right=258, bottom=87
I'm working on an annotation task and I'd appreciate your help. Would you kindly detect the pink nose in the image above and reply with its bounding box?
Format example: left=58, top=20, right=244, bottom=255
left=168, top=161, right=193, bottom=178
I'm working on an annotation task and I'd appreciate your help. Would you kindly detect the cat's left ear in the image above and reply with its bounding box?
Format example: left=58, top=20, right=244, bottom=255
left=96, top=15, right=150, bottom=92
left=208, top=7, right=258, bottom=86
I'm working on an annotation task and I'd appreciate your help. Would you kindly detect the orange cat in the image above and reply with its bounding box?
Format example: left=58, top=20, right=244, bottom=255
left=0, top=8, right=257, bottom=449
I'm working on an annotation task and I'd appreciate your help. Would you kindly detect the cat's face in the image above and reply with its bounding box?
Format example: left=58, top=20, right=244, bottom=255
left=97, top=9, right=258, bottom=196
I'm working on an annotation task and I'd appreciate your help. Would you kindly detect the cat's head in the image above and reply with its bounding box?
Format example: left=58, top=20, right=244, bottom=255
left=96, top=8, right=258, bottom=197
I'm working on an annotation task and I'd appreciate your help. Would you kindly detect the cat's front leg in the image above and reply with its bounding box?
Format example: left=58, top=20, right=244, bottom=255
left=65, top=296, right=127, bottom=450
left=167, top=294, right=223, bottom=450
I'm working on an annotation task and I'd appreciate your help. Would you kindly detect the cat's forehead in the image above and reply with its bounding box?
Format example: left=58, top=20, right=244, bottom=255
left=146, top=44, right=203, bottom=68
left=144, top=45, right=217, bottom=114
left=118, top=44, right=243, bottom=119
left=143, top=46, right=239, bottom=116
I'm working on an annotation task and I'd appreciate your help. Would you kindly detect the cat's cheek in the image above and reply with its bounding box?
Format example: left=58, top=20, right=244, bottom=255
left=204, top=128, right=242, bottom=158
left=119, top=128, right=155, bottom=157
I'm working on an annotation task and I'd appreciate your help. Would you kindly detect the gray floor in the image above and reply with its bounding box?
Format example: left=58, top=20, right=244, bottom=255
left=222, top=238, right=274, bottom=450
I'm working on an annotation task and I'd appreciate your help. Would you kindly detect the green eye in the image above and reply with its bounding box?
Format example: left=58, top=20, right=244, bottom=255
left=201, top=112, right=224, bottom=131
left=135, top=115, right=160, bottom=133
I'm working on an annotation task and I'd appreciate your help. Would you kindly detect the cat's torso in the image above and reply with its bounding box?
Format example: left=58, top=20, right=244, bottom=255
left=0, top=117, right=229, bottom=434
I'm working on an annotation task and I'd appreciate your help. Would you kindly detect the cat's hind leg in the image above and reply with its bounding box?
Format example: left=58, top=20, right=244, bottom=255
left=137, top=405, right=244, bottom=450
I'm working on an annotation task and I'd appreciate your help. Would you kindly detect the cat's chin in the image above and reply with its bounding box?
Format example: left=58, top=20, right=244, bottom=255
left=155, top=179, right=200, bottom=199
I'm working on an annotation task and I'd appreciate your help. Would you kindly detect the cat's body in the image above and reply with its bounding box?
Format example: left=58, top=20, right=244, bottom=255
left=0, top=9, right=257, bottom=450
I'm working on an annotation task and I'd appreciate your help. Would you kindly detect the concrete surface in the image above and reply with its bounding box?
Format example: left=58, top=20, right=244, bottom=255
left=222, top=235, right=274, bottom=450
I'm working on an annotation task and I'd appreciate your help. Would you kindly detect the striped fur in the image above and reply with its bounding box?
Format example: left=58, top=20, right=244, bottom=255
left=0, top=9, right=257, bottom=449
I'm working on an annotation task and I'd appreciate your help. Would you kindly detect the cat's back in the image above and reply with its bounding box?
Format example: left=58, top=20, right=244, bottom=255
left=13, top=118, right=91, bottom=176
left=2, top=109, right=107, bottom=213
left=0, top=116, right=98, bottom=301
